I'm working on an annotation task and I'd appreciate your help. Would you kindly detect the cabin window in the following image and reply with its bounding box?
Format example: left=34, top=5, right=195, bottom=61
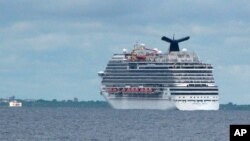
left=129, top=63, right=137, bottom=69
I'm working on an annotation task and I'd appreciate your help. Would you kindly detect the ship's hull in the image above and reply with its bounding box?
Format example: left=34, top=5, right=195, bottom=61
left=175, top=101, right=219, bottom=110
left=173, top=95, right=219, bottom=110
left=102, top=92, right=176, bottom=110
left=102, top=92, right=219, bottom=110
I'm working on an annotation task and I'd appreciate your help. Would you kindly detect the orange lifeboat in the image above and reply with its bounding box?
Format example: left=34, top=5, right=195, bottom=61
left=131, top=87, right=136, bottom=93
left=107, top=88, right=116, bottom=93
left=142, top=88, right=146, bottom=93
left=135, top=88, right=139, bottom=93
left=119, top=87, right=155, bottom=94
left=127, top=88, right=132, bottom=93
left=148, top=88, right=153, bottom=93
left=107, top=88, right=111, bottom=93
left=113, top=88, right=118, bottom=92
left=122, top=88, right=126, bottom=93
left=109, top=88, right=116, bottom=93
left=136, top=55, right=146, bottom=60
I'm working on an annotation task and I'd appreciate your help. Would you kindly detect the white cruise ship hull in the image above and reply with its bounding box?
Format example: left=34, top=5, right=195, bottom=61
left=175, top=101, right=219, bottom=110
left=102, top=92, right=219, bottom=110
left=173, top=95, right=219, bottom=110
left=102, top=92, right=176, bottom=110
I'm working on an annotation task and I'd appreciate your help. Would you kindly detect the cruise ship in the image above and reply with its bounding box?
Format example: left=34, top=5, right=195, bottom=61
left=98, top=35, right=219, bottom=110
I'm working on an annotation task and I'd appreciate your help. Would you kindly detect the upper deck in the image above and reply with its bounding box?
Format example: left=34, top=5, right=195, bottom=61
left=111, top=43, right=200, bottom=64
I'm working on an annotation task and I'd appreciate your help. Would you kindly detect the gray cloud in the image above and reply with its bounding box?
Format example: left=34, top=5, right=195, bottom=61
left=1, top=0, right=250, bottom=25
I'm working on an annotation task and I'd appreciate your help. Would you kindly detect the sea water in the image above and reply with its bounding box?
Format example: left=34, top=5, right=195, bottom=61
left=0, top=108, right=249, bottom=141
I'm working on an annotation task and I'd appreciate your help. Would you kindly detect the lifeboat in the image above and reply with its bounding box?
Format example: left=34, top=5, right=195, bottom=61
left=131, top=87, right=136, bottom=93
left=141, top=88, right=145, bottom=93
left=107, top=87, right=118, bottom=93
left=134, top=87, right=139, bottom=92
left=107, top=88, right=112, bottom=93
left=122, top=88, right=126, bottom=93
left=145, top=87, right=153, bottom=93
left=148, top=88, right=153, bottom=93
left=136, top=55, right=146, bottom=60
left=127, top=88, right=132, bottom=93
left=119, top=87, right=154, bottom=94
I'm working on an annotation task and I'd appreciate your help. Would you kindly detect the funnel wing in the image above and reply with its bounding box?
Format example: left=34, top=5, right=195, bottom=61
left=161, top=36, right=173, bottom=43
left=176, top=36, right=190, bottom=42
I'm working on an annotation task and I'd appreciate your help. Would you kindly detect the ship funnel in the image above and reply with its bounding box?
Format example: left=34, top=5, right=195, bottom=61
left=161, top=35, right=190, bottom=52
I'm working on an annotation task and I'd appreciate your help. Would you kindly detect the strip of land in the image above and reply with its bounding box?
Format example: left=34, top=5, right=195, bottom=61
left=1, top=99, right=249, bottom=110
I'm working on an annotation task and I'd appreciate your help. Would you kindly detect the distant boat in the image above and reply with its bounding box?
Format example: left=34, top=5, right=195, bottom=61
left=9, top=100, right=22, bottom=107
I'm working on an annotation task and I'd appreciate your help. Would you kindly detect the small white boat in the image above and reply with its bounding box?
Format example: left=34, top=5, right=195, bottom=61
left=9, top=100, right=22, bottom=107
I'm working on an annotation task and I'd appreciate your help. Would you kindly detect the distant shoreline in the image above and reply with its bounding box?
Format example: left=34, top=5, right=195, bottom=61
left=0, top=99, right=110, bottom=108
left=1, top=99, right=250, bottom=110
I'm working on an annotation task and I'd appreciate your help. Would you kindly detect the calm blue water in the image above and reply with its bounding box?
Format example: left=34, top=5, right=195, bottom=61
left=0, top=108, right=249, bottom=141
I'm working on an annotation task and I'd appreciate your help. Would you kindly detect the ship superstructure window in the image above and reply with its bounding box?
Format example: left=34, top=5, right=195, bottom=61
left=129, top=63, right=137, bottom=69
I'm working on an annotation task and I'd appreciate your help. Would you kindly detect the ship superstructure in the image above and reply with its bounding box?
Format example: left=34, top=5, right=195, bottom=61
left=98, top=36, right=219, bottom=110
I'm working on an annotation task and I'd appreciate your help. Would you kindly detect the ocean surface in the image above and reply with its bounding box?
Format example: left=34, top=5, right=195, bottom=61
left=0, top=108, right=249, bottom=141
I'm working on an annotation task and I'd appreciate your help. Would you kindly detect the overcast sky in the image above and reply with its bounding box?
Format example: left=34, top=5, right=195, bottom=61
left=0, top=0, right=250, bottom=104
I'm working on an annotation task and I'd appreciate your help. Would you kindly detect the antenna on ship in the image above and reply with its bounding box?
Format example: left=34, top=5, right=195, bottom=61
left=161, top=35, right=190, bottom=52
